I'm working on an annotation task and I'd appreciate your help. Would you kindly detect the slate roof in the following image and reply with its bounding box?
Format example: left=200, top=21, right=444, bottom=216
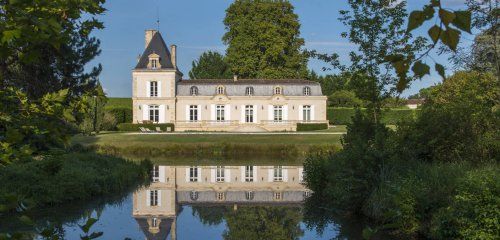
left=178, top=79, right=320, bottom=85
left=135, top=217, right=174, bottom=240
left=135, top=32, right=174, bottom=69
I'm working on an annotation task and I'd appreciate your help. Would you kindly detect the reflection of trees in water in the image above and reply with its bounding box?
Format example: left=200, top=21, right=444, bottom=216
left=191, top=205, right=304, bottom=240
left=302, top=193, right=364, bottom=240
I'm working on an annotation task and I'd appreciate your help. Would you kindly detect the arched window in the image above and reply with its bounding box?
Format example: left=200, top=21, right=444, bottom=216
left=216, top=86, right=225, bottom=95
left=190, top=191, right=199, bottom=201
left=303, top=86, right=311, bottom=96
left=274, top=86, right=282, bottom=95
left=245, top=87, right=254, bottom=96
left=245, top=191, right=254, bottom=200
left=190, top=86, right=198, bottom=96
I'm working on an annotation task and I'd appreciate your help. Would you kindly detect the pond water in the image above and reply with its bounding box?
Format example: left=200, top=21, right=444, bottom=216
left=1, top=162, right=364, bottom=239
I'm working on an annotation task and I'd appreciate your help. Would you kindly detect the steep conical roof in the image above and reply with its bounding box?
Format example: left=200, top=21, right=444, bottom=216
left=135, top=32, right=174, bottom=69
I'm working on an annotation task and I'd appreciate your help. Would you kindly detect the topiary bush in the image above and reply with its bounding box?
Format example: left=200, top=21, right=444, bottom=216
left=117, top=123, right=175, bottom=132
left=327, top=108, right=417, bottom=125
left=296, top=123, right=328, bottom=131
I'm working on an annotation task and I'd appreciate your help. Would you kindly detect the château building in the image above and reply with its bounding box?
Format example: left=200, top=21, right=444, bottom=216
left=132, top=30, right=328, bottom=131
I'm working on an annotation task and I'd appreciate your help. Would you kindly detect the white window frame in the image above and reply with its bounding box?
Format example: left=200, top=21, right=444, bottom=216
left=245, top=105, right=254, bottom=123
left=149, top=105, right=159, bottom=123
left=189, top=167, right=199, bottom=182
left=150, top=190, right=158, bottom=206
left=245, top=165, right=254, bottom=182
left=273, top=105, right=283, bottom=122
left=152, top=166, right=159, bottom=182
left=303, top=105, right=311, bottom=122
left=273, top=166, right=283, bottom=182
left=151, top=59, right=158, bottom=69
left=216, top=105, right=225, bottom=122
left=274, top=86, right=282, bottom=95
left=216, top=166, right=225, bottom=182
left=190, top=86, right=198, bottom=96
left=216, top=86, right=225, bottom=95
left=245, top=87, right=254, bottom=96
left=216, top=192, right=225, bottom=201
left=189, top=105, right=199, bottom=122
left=150, top=81, right=158, bottom=97
left=245, top=191, right=254, bottom=200
left=303, top=86, right=311, bottom=96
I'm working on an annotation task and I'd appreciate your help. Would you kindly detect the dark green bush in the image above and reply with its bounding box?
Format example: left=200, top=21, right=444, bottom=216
left=106, top=107, right=132, bottom=124
left=117, top=123, right=175, bottom=132
left=327, top=108, right=417, bottom=125
left=0, top=153, right=151, bottom=207
left=296, top=123, right=328, bottom=131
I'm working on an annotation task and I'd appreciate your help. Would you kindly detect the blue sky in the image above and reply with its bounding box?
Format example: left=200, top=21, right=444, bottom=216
left=90, top=0, right=469, bottom=97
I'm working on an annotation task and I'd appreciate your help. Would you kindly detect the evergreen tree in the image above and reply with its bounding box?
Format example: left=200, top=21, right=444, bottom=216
left=188, top=51, right=233, bottom=79
left=223, top=0, right=308, bottom=79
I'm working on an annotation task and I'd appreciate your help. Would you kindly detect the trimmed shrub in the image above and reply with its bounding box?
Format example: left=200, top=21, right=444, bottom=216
left=107, top=107, right=132, bottom=124
left=117, top=123, right=175, bottom=132
left=327, top=108, right=417, bottom=125
left=297, top=123, right=328, bottom=131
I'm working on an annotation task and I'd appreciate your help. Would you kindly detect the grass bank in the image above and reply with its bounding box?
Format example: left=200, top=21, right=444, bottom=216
left=0, top=152, right=151, bottom=208
left=72, top=133, right=342, bottom=159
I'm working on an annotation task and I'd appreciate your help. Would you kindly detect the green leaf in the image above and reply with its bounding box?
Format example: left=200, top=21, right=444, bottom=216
left=1, top=29, right=22, bottom=43
left=384, top=54, right=404, bottom=63
left=88, top=232, right=103, bottom=239
left=435, top=63, right=446, bottom=79
left=19, top=215, right=33, bottom=226
left=412, top=61, right=430, bottom=79
left=423, top=5, right=435, bottom=20
left=407, top=11, right=425, bottom=32
left=80, top=218, right=98, bottom=233
left=428, top=25, right=441, bottom=43
left=452, top=10, right=471, bottom=33
left=440, top=27, right=461, bottom=51
left=439, top=9, right=455, bottom=26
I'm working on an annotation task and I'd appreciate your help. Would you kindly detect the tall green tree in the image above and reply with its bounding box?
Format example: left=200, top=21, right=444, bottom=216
left=223, top=0, right=308, bottom=79
left=0, top=0, right=105, bottom=100
left=188, top=51, right=232, bottom=79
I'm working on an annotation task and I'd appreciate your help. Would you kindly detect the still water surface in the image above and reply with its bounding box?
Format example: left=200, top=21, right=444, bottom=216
left=2, top=162, right=364, bottom=239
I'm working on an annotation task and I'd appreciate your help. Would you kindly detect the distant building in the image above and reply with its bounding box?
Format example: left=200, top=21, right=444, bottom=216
left=132, top=30, right=328, bottom=131
left=406, top=98, right=425, bottom=109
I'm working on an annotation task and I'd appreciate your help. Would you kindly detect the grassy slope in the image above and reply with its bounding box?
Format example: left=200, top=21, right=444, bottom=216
left=73, top=133, right=342, bottom=147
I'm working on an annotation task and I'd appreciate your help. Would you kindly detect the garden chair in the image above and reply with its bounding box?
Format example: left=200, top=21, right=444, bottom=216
left=156, top=127, right=163, bottom=132
left=139, top=127, right=147, bottom=133
left=144, top=128, right=153, bottom=133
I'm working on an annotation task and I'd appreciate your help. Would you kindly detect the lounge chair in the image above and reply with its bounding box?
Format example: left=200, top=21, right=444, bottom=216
left=139, top=127, right=147, bottom=133
left=156, top=127, right=163, bottom=132
left=144, top=128, right=153, bottom=133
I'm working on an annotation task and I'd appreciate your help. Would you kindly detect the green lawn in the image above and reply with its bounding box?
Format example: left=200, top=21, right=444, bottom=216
left=73, top=132, right=342, bottom=148
left=106, top=97, right=132, bottom=109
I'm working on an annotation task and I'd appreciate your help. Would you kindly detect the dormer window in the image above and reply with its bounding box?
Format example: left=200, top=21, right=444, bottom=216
left=303, top=86, right=311, bottom=96
left=148, top=53, right=161, bottom=69
left=245, top=87, right=254, bottom=96
left=190, top=86, right=199, bottom=96
left=274, top=86, right=282, bottom=95
left=216, top=86, right=225, bottom=95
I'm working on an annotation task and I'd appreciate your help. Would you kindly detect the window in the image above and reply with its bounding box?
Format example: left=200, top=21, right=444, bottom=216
left=303, top=105, right=311, bottom=122
left=303, top=86, right=311, bottom=96
left=190, top=191, right=199, bottom=201
left=150, top=81, right=158, bottom=97
left=151, top=59, right=158, bottom=69
left=189, top=167, right=198, bottom=182
left=150, top=190, right=158, bottom=206
left=149, top=105, right=159, bottom=123
left=245, top=87, right=254, bottom=96
left=216, top=86, right=225, bottom=95
left=273, top=105, right=283, bottom=122
left=152, top=217, right=158, bottom=228
left=190, top=86, right=198, bottom=96
left=274, top=86, right=282, bottom=95
left=245, top=105, right=254, bottom=123
left=216, top=166, right=225, bottom=182
left=152, top=166, right=159, bottom=182
left=245, top=191, right=254, bottom=200
left=273, top=166, right=283, bottom=182
left=216, top=105, right=225, bottom=122
left=245, top=166, right=254, bottom=182
left=303, top=191, right=312, bottom=198
left=274, top=192, right=282, bottom=200
left=189, top=105, right=198, bottom=122
left=216, top=192, right=225, bottom=201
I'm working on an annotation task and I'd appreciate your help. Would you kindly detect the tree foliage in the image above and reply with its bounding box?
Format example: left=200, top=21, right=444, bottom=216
left=223, top=0, right=308, bottom=79
left=188, top=51, right=233, bottom=79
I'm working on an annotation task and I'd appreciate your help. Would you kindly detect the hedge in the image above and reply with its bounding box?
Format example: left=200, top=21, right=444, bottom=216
left=297, top=123, right=329, bottom=131
left=117, top=123, right=175, bottom=132
left=106, top=107, right=133, bottom=124
left=327, top=108, right=417, bottom=125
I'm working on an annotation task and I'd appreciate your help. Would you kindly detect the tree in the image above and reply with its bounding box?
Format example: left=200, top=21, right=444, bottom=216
left=188, top=51, right=233, bottom=79
left=408, top=86, right=435, bottom=99
left=329, top=90, right=363, bottom=107
left=79, top=83, right=108, bottom=135
left=0, top=0, right=105, bottom=100
left=223, top=0, right=308, bottom=79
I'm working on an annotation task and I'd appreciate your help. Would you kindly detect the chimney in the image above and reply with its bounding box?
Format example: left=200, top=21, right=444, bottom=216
left=170, top=45, right=177, bottom=69
left=233, top=75, right=238, bottom=81
left=145, top=29, right=158, bottom=48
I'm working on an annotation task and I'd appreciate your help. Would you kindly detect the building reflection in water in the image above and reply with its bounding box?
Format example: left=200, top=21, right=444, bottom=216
left=133, top=165, right=309, bottom=239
